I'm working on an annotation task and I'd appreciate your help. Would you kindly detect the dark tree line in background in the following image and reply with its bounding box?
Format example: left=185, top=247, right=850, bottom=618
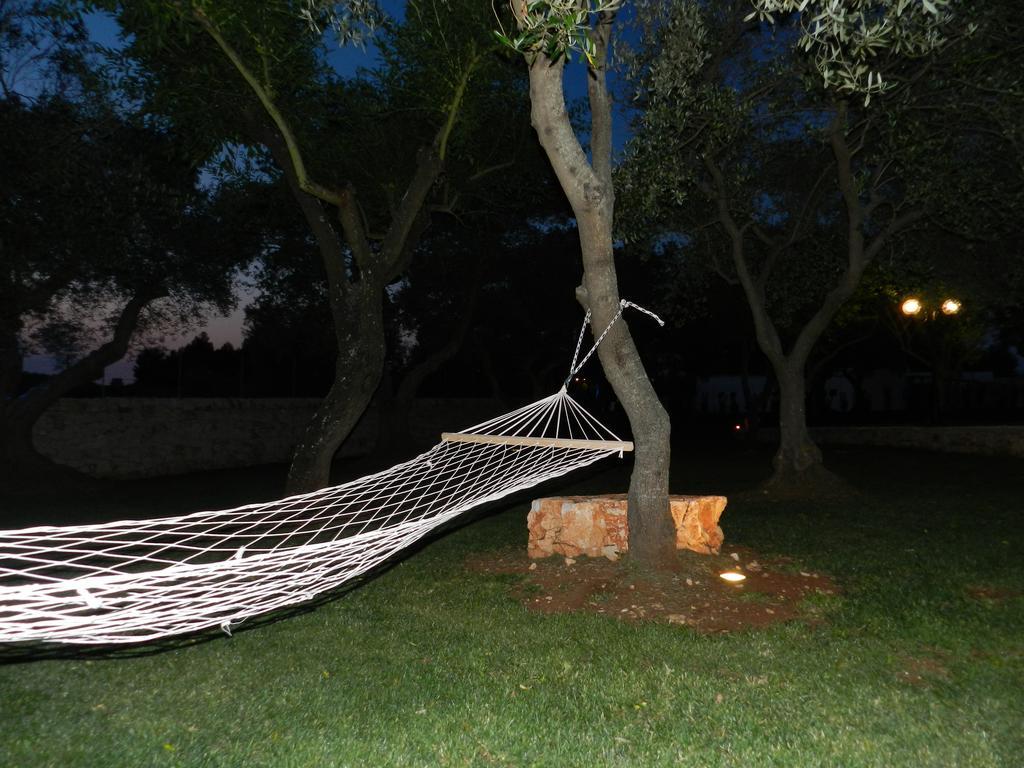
left=0, top=3, right=251, bottom=484
left=126, top=224, right=603, bottom=404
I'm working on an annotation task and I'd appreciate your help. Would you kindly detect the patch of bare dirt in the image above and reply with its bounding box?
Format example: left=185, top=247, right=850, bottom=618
left=965, top=585, right=1023, bottom=604
left=466, top=545, right=840, bottom=633
left=896, top=650, right=953, bottom=688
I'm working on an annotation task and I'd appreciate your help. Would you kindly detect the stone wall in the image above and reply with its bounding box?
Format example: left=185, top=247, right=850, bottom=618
left=759, top=425, right=1024, bottom=459
left=527, top=495, right=727, bottom=560
left=33, top=397, right=502, bottom=479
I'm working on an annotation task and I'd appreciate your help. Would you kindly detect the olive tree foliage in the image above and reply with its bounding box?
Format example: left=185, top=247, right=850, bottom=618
left=746, top=0, right=1022, bottom=295
left=495, top=0, right=622, bottom=63
left=296, top=0, right=381, bottom=46
left=496, top=0, right=678, bottom=568
left=0, top=0, right=87, bottom=98
left=748, top=0, right=960, bottom=101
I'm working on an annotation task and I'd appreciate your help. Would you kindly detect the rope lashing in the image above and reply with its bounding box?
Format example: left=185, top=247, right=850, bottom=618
left=565, top=299, right=665, bottom=388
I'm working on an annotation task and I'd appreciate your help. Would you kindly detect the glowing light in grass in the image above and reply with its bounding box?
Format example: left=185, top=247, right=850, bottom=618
left=720, top=571, right=746, bottom=583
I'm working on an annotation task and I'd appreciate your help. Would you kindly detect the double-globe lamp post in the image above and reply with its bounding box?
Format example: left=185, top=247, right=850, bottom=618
left=899, top=295, right=963, bottom=422
left=900, top=296, right=962, bottom=319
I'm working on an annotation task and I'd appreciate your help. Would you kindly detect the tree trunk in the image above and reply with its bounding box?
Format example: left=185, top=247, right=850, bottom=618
left=576, top=225, right=675, bottom=568
left=524, top=37, right=675, bottom=569
left=254, top=117, right=443, bottom=496
left=772, top=360, right=822, bottom=478
left=285, top=281, right=385, bottom=493
left=700, top=100, right=924, bottom=492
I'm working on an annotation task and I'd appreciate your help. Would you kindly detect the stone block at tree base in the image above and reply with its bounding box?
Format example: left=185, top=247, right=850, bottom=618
left=527, top=494, right=727, bottom=559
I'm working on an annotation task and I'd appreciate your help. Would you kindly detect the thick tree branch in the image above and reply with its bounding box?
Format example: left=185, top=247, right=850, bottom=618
left=702, top=155, right=783, bottom=360
left=437, top=45, right=479, bottom=162
left=379, top=51, right=481, bottom=279
left=16, top=291, right=161, bottom=425
left=588, top=12, right=614, bottom=189
left=251, top=115, right=354, bottom=315
left=864, top=208, right=925, bottom=261
left=194, top=8, right=344, bottom=208
left=379, top=146, right=442, bottom=280
left=830, top=104, right=862, bottom=222
left=528, top=55, right=604, bottom=214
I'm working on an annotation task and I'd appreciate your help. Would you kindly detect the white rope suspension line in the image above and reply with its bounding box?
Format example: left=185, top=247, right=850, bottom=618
left=452, top=390, right=559, bottom=436
left=549, top=392, right=566, bottom=439
left=565, top=299, right=665, bottom=387
left=566, top=393, right=621, bottom=440
left=566, top=396, right=591, bottom=440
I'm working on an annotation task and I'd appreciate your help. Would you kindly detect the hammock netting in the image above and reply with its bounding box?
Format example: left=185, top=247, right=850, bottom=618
left=0, top=388, right=630, bottom=645
left=0, top=300, right=661, bottom=646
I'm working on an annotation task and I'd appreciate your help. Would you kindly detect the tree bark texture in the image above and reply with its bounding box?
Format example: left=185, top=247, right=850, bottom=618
left=772, top=361, right=822, bottom=477
left=277, top=157, right=438, bottom=494
left=285, top=278, right=386, bottom=492
left=526, top=35, right=675, bottom=568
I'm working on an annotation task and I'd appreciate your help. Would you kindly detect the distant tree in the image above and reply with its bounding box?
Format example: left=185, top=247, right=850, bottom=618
left=0, top=0, right=86, bottom=98
left=0, top=94, right=243, bottom=485
left=617, top=0, right=1017, bottom=489
left=134, top=334, right=247, bottom=398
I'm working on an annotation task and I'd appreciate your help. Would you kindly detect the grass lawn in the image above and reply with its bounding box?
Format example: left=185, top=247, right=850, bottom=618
left=1, top=446, right=1022, bottom=767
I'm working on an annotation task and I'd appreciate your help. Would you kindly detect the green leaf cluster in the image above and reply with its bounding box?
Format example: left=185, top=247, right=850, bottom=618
left=494, top=0, right=622, bottom=64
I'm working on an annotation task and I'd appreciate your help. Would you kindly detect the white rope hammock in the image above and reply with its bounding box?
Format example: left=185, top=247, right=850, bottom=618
left=0, top=301, right=661, bottom=646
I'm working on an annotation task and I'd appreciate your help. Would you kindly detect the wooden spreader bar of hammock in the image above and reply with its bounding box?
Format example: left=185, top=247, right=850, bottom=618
left=440, top=432, right=634, bottom=452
